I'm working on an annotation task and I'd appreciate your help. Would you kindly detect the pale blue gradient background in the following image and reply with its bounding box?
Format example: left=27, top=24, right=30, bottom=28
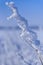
left=0, top=0, right=43, bottom=27
left=0, top=0, right=43, bottom=65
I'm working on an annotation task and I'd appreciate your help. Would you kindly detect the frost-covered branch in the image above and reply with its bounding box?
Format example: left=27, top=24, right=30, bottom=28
left=5, top=2, right=28, bottom=32
left=6, top=1, right=43, bottom=65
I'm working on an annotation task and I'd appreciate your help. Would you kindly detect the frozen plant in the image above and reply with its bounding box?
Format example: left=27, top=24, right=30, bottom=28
left=5, top=1, right=43, bottom=65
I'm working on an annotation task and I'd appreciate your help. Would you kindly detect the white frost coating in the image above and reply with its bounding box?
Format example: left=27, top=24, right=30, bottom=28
left=5, top=2, right=18, bottom=20
left=5, top=2, right=14, bottom=7
left=5, top=1, right=28, bottom=34
left=5, top=1, right=43, bottom=65
left=5, top=1, right=28, bottom=37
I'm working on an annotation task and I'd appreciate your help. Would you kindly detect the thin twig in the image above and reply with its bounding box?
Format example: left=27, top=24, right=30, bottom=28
left=23, top=37, right=43, bottom=65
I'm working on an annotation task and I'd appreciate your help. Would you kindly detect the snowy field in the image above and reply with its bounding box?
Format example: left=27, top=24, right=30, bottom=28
left=0, top=26, right=43, bottom=65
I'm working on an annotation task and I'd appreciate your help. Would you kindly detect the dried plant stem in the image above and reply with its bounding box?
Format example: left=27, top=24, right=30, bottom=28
left=24, top=39, right=43, bottom=65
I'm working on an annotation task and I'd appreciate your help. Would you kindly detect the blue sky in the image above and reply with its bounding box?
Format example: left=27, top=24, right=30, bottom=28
left=0, top=0, right=43, bottom=27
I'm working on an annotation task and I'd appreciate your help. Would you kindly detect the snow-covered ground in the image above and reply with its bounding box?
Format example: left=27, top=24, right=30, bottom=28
left=0, top=26, right=43, bottom=65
